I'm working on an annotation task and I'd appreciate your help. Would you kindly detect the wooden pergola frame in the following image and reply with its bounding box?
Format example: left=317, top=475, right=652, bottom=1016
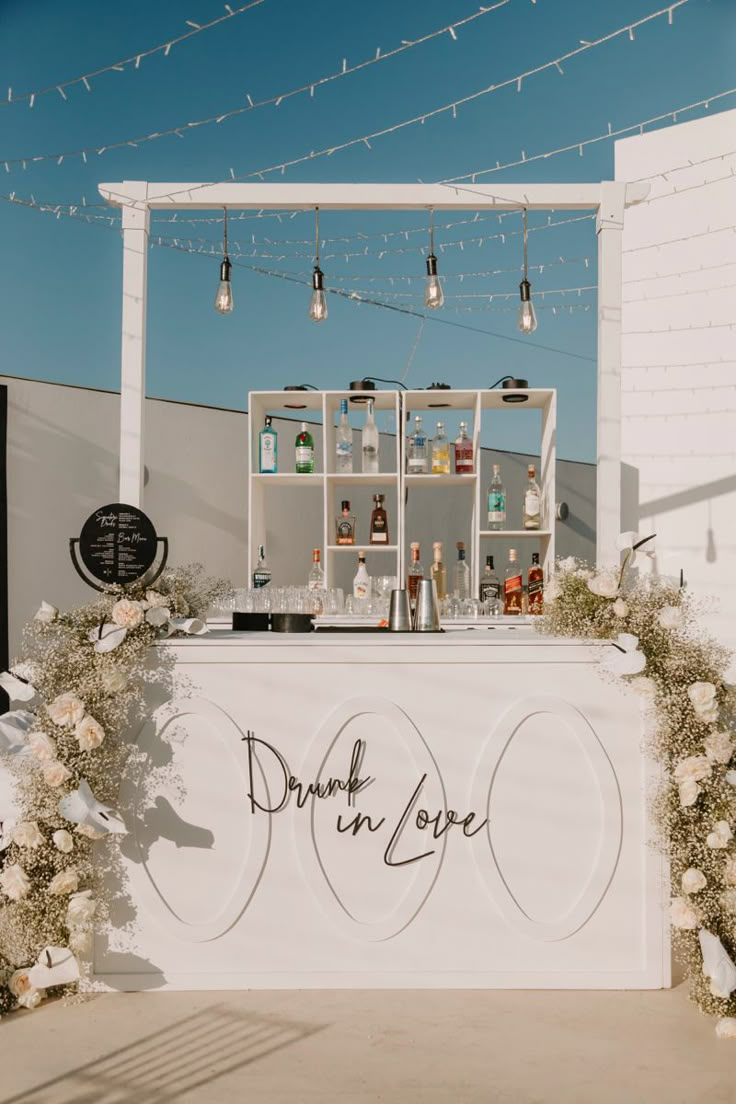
left=99, top=179, right=650, bottom=560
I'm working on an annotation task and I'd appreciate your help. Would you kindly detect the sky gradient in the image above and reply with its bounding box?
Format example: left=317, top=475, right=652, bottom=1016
left=1, top=0, right=734, bottom=460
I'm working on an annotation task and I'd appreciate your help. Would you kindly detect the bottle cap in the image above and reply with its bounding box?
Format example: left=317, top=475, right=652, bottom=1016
left=488, top=555, right=494, bottom=568
left=265, top=416, right=272, bottom=426
left=493, top=463, right=500, bottom=474
left=532, top=552, right=540, bottom=565
left=528, top=464, right=536, bottom=476
left=456, top=541, right=465, bottom=551
left=341, top=500, right=350, bottom=511
left=433, top=541, right=442, bottom=557
left=459, top=421, right=467, bottom=430
left=411, top=541, right=420, bottom=557
left=358, top=551, right=366, bottom=562
left=340, top=399, right=348, bottom=413
left=312, top=548, right=320, bottom=561
left=301, top=422, right=308, bottom=431
left=509, top=548, right=517, bottom=561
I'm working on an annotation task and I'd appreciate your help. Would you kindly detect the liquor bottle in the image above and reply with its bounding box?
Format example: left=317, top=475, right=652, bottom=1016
left=487, top=464, right=506, bottom=530
left=252, top=544, right=271, bottom=588
left=430, top=541, right=447, bottom=600
left=335, top=398, right=353, bottom=474
left=370, top=494, right=389, bottom=544
left=295, top=422, right=315, bottom=474
left=353, top=552, right=371, bottom=599
left=523, top=464, right=542, bottom=530
left=362, top=397, right=379, bottom=474
left=431, top=422, right=451, bottom=474
left=454, top=421, right=474, bottom=475
left=503, top=548, right=523, bottom=615
left=406, top=415, right=428, bottom=474
left=308, top=548, right=325, bottom=591
left=528, top=551, right=544, bottom=614
left=259, top=416, right=278, bottom=474
left=335, top=500, right=356, bottom=545
left=453, top=541, right=470, bottom=599
left=407, top=542, right=424, bottom=606
left=479, top=555, right=501, bottom=604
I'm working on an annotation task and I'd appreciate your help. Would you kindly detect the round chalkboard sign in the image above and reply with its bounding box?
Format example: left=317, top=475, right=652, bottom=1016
left=78, top=503, right=158, bottom=586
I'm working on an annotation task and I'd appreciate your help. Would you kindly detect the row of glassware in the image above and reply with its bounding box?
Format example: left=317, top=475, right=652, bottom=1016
left=218, top=585, right=503, bottom=619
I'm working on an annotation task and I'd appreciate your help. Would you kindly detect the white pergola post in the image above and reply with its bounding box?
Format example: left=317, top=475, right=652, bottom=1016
left=595, top=181, right=627, bottom=565
left=119, top=199, right=150, bottom=506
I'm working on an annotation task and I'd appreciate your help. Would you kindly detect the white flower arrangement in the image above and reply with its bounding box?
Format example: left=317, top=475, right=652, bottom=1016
left=0, top=564, right=231, bottom=1016
left=540, top=536, right=736, bottom=1037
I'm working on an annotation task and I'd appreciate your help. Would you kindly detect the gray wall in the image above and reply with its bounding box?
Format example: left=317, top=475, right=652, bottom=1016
left=1, top=376, right=595, bottom=654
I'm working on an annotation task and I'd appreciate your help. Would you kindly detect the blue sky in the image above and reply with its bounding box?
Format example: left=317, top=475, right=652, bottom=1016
left=0, top=0, right=733, bottom=460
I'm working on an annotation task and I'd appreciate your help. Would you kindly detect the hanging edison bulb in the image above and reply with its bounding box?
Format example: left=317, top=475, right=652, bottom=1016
left=423, top=208, right=444, bottom=309
left=309, top=265, right=328, bottom=322
left=214, top=207, right=233, bottom=314
left=516, top=208, right=537, bottom=334
left=517, top=278, right=537, bottom=333
left=309, top=206, right=328, bottom=322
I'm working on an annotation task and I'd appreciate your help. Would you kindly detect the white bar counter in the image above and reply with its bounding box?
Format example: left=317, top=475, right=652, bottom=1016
left=95, top=630, right=669, bottom=991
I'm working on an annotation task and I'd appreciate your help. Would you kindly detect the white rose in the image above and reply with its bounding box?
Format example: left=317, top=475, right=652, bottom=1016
left=0, top=863, right=30, bottom=900
left=65, top=889, right=97, bottom=927
left=707, top=821, right=733, bottom=849
left=146, top=606, right=171, bottom=628
left=720, top=889, right=736, bottom=912
left=8, top=969, right=42, bottom=1010
left=681, top=868, right=707, bottom=894
left=48, top=868, right=79, bottom=895
left=704, top=731, right=734, bottom=765
left=688, top=681, right=717, bottom=709
left=716, top=1017, right=736, bottom=1039
left=145, top=590, right=169, bottom=609
left=587, top=573, right=619, bottom=599
left=724, top=858, right=736, bottom=886
left=631, top=676, right=656, bottom=699
left=52, top=829, right=74, bottom=853
left=47, top=692, right=85, bottom=727
left=69, top=929, right=92, bottom=954
left=28, top=731, right=56, bottom=762
left=75, top=824, right=106, bottom=840
left=696, top=702, right=720, bottom=725
left=679, top=781, right=700, bottom=807
left=674, top=755, right=712, bottom=785
left=545, top=578, right=561, bottom=603
left=42, top=761, right=72, bottom=788
left=101, top=667, right=127, bottom=694
left=12, top=821, right=43, bottom=849
left=74, top=715, right=105, bottom=752
left=612, top=598, right=628, bottom=618
left=658, top=604, right=683, bottom=630
left=34, top=601, right=58, bottom=624
left=557, top=557, right=578, bottom=574
left=111, top=599, right=144, bottom=630
left=670, top=896, right=698, bottom=929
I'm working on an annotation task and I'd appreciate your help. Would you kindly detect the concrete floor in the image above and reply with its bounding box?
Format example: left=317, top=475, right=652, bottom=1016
left=1, top=985, right=735, bottom=1104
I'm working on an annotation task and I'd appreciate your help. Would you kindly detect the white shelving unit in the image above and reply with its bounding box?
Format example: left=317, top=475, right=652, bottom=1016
left=248, top=388, right=555, bottom=592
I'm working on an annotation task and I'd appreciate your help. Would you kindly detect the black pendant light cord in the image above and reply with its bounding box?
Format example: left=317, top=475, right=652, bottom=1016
left=489, top=376, right=516, bottom=389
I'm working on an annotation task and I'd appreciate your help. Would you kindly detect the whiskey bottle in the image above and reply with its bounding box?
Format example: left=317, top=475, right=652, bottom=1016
left=454, top=421, right=474, bottom=475
left=407, top=542, right=424, bottom=606
left=370, top=493, right=389, bottom=544
left=523, top=464, right=541, bottom=530
left=431, top=422, right=451, bottom=474
left=335, top=500, right=356, bottom=545
left=353, top=552, right=372, bottom=600
left=335, top=399, right=353, bottom=474
left=503, top=548, right=523, bottom=616
left=406, top=415, right=428, bottom=474
left=295, top=422, right=315, bottom=474
left=479, top=555, right=501, bottom=604
left=430, top=541, right=447, bottom=600
left=308, top=548, right=325, bottom=591
left=487, top=464, right=506, bottom=530
left=252, top=544, right=272, bottom=588
left=528, top=552, right=544, bottom=614
left=453, top=541, right=470, bottom=599
left=259, top=416, right=278, bottom=473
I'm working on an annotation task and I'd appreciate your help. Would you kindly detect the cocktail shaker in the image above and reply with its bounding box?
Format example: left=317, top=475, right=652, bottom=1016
left=388, top=589, right=412, bottom=632
left=413, top=579, right=441, bottom=632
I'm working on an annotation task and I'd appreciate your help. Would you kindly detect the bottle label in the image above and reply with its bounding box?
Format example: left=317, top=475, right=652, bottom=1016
left=336, top=520, right=354, bottom=545
left=479, top=580, right=501, bottom=602
left=408, top=573, right=423, bottom=602
left=371, top=516, right=388, bottom=543
left=528, top=574, right=544, bottom=613
left=525, top=492, right=540, bottom=517
left=336, top=442, right=352, bottom=458
left=259, top=435, right=277, bottom=472
left=354, top=582, right=370, bottom=599
left=296, top=446, right=313, bottom=465
left=504, top=573, right=523, bottom=614
left=253, top=571, right=271, bottom=589
left=455, top=445, right=474, bottom=473
left=488, top=493, right=506, bottom=522
left=308, top=578, right=322, bottom=592
left=408, top=457, right=428, bottom=473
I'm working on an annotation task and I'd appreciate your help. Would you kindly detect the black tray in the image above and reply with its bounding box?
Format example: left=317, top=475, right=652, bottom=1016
left=232, top=612, right=270, bottom=631
left=270, top=612, right=314, bottom=633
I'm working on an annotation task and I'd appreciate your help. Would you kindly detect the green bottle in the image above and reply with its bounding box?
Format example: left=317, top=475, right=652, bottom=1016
left=295, top=422, right=315, bottom=473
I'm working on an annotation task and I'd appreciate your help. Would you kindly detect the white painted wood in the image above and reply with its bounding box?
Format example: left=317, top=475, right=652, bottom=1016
left=99, top=180, right=649, bottom=212
left=93, top=633, right=668, bottom=991
left=596, top=182, right=627, bottom=565
left=119, top=200, right=150, bottom=506
left=541, top=389, right=557, bottom=575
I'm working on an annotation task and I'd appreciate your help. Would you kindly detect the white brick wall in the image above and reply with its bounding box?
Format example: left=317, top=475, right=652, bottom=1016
left=616, top=109, right=736, bottom=647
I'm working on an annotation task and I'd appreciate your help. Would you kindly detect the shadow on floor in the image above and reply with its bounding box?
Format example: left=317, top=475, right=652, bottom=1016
left=2, top=1003, right=326, bottom=1104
